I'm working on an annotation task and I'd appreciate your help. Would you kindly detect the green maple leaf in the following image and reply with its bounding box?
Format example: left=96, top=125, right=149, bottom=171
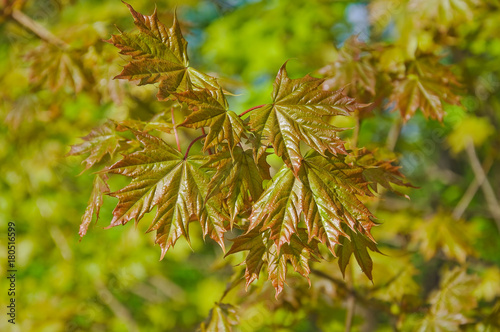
left=335, top=224, right=380, bottom=280
left=249, top=63, right=363, bottom=173
left=390, top=57, right=461, bottom=121
left=200, top=302, right=238, bottom=332
left=225, top=229, right=268, bottom=289
left=203, top=146, right=264, bottom=223
left=248, top=151, right=376, bottom=253
left=107, top=3, right=220, bottom=98
left=175, top=89, right=245, bottom=151
left=105, top=131, right=227, bottom=256
left=68, top=121, right=124, bottom=172
left=266, top=229, right=322, bottom=296
left=79, top=174, right=110, bottom=238
left=227, top=228, right=321, bottom=296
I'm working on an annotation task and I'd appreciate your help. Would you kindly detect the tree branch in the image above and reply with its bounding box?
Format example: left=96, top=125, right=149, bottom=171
left=10, top=9, right=67, bottom=49
left=465, top=140, right=500, bottom=232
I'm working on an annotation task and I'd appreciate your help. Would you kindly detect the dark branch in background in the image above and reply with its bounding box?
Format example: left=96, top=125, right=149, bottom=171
left=239, top=104, right=265, bottom=117
left=184, top=134, right=207, bottom=160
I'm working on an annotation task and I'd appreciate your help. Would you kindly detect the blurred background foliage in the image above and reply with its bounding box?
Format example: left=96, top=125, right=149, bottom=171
left=1, top=0, right=500, bottom=331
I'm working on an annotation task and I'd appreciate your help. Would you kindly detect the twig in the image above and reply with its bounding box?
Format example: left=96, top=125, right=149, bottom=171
left=95, top=280, right=140, bottom=332
left=452, top=156, right=493, bottom=220
left=10, top=9, right=67, bottom=49
left=465, top=140, right=500, bottom=232
left=386, top=117, right=402, bottom=152
left=171, top=107, right=181, bottom=152
left=184, top=134, right=207, bottom=160
left=239, top=104, right=265, bottom=118
left=344, top=265, right=355, bottom=332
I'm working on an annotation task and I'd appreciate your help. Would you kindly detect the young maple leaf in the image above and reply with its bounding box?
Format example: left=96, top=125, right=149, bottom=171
left=68, top=121, right=124, bottom=172
left=107, top=2, right=220, bottom=98
left=390, top=56, right=461, bottom=121
left=247, top=150, right=376, bottom=254
left=174, top=89, right=245, bottom=151
left=200, top=302, right=238, bottom=332
left=319, top=36, right=377, bottom=97
left=203, top=146, right=265, bottom=223
left=335, top=224, right=380, bottom=280
left=249, top=62, right=364, bottom=174
left=104, top=131, right=228, bottom=257
left=79, top=174, right=110, bottom=238
left=354, top=148, right=415, bottom=196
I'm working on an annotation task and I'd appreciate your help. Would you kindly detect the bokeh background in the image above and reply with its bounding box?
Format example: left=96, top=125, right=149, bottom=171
left=1, top=0, right=500, bottom=331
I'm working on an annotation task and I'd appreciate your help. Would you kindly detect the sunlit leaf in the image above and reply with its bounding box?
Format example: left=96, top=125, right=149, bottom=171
left=249, top=63, right=363, bottom=173
left=68, top=121, right=124, bottom=171
left=175, top=89, right=245, bottom=151
left=104, top=131, right=227, bottom=256
left=79, top=174, right=110, bottom=238
left=107, top=2, right=220, bottom=98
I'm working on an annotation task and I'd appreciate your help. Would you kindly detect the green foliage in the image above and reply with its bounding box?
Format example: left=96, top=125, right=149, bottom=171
left=2, top=0, right=500, bottom=331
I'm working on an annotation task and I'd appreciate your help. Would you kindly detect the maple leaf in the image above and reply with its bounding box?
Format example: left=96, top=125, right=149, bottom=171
left=266, top=229, right=322, bottom=296
left=200, top=302, right=238, bottom=332
left=390, top=56, right=461, bottom=121
left=226, top=228, right=268, bottom=289
left=203, top=146, right=264, bottom=223
left=79, top=174, right=110, bottom=238
left=175, top=89, right=245, bottom=151
left=68, top=121, right=124, bottom=172
left=27, top=43, right=90, bottom=93
left=227, top=228, right=321, bottom=296
left=318, top=36, right=377, bottom=97
left=335, top=224, right=380, bottom=280
left=355, top=148, right=414, bottom=196
left=107, top=3, right=220, bottom=98
left=105, top=131, right=227, bottom=256
left=246, top=150, right=377, bottom=272
left=249, top=63, right=363, bottom=173
left=410, top=212, right=475, bottom=263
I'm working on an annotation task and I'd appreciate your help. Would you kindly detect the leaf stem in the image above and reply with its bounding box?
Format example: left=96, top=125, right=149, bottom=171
left=386, top=117, right=403, bottom=152
left=184, top=134, right=207, bottom=160
left=171, top=107, right=181, bottom=152
left=239, top=104, right=265, bottom=118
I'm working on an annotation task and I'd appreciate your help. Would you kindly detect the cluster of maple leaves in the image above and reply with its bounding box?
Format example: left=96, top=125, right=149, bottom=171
left=70, top=3, right=455, bottom=296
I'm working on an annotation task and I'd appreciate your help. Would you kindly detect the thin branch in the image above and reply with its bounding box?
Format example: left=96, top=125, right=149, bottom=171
left=10, top=9, right=67, bottom=49
left=386, top=117, right=403, bottom=152
left=351, top=115, right=361, bottom=149
left=171, top=107, right=181, bottom=152
left=239, top=104, right=265, bottom=118
left=345, top=265, right=356, bottom=332
left=465, top=140, right=500, bottom=232
left=452, top=156, right=493, bottom=220
left=94, top=280, right=140, bottom=332
left=184, top=134, right=207, bottom=160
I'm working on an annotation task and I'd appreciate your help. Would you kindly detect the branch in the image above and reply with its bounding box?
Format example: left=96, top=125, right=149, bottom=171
left=184, top=134, right=207, bottom=160
left=239, top=104, right=265, bottom=117
left=452, top=155, right=493, bottom=220
left=94, top=280, right=140, bottom=332
left=465, top=140, right=500, bottom=232
left=10, top=9, right=67, bottom=49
